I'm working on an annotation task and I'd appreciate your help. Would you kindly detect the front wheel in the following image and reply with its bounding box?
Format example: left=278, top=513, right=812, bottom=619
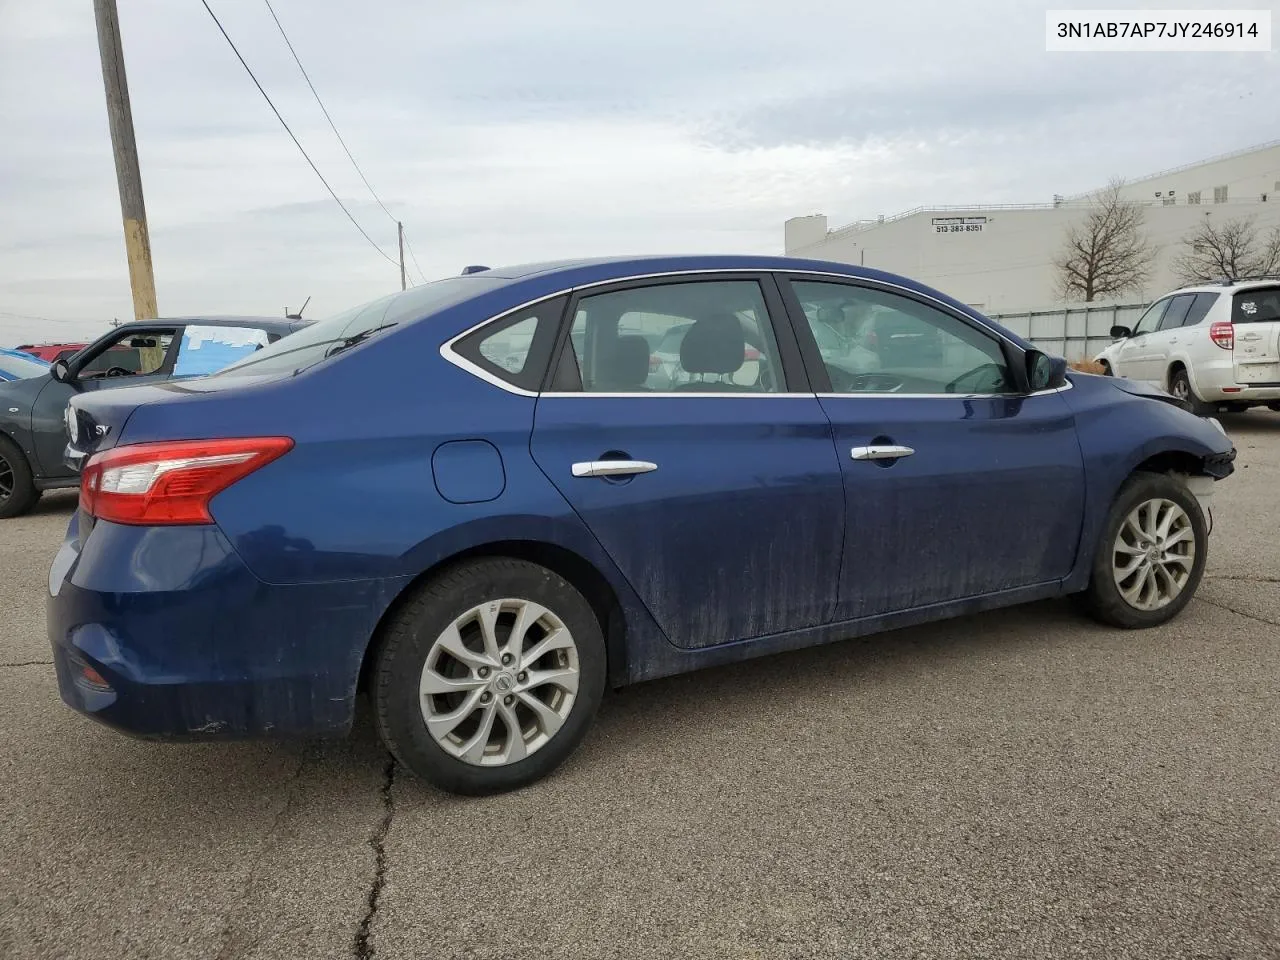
left=1080, top=472, right=1208, bottom=629
left=0, top=435, right=40, bottom=519
left=372, top=557, right=606, bottom=795
left=1168, top=367, right=1212, bottom=416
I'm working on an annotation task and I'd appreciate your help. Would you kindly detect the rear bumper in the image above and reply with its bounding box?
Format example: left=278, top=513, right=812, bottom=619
left=1192, top=355, right=1280, bottom=403
left=47, top=514, right=408, bottom=740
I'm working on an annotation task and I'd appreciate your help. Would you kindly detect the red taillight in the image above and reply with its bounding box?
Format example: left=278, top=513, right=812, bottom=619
left=744, top=346, right=761, bottom=361
left=1209, top=321, right=1234, bottom=350
left=80, top=437, right=293, bottom=525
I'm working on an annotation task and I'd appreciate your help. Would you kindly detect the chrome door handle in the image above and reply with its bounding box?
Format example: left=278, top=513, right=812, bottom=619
left=851, top=445, right=915, bottom=461
left=571, top=460, right=658, bottom=478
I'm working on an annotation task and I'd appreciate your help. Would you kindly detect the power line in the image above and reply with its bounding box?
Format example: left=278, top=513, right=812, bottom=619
left=198, top=0, right=398, bottom=268
left=261, top=0, right=400, bottom=227
left=401, top=227, right=429, bottom=284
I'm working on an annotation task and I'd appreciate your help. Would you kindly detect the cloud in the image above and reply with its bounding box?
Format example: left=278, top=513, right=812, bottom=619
left=0, top=0, right=1276, bottom=344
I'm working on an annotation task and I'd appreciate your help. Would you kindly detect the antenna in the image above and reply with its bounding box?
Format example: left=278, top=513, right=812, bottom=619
left=285, top=296, right=311, bottom=320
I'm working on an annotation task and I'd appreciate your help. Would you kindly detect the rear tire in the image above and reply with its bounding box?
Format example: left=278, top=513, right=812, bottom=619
left=372, top=557, right=606, bottom=795
left=0, top=435, right=40, bottom=519
left=1099, top=360, right=1113, bottom=376
left=1080, top=472, right=1207, bottom=629
left=1168, top=367, right=1212, bottom=416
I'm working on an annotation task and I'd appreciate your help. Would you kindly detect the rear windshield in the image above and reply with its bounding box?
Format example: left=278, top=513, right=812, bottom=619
left=211, top=277, right=506, bottom=379
left=1232, top=287, right=1280, bottom=324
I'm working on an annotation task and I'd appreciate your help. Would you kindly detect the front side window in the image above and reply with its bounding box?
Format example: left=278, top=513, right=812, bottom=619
left=78, top=330, right=176, bottom=379
left=172, top=326, right=271, bottom=377
left=1132, top=299, right=1169, bottom=335
left=559, top=280, right=783, bottom=393
left=791, top=280, right=1014, bottom=395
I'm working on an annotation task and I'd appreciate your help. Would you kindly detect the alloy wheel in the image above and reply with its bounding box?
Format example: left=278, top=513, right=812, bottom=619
left=1112, top=498, right=1196, bottom=611
left=419, top=598, right=580, bottom=766
left=0, top=455, right=13, bottom=501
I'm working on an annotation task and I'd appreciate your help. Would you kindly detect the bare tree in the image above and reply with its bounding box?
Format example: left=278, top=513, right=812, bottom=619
left=1055, top=181, right=1157, bottom=302
left=1171, top=215, right=1280, bottom=284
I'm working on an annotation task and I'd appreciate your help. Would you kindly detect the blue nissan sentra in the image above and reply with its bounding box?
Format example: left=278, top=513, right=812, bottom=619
left=49, top=256, right=1236, bottom=795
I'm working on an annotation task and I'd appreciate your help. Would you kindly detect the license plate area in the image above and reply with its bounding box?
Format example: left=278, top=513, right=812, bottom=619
left=1235, top=362, right=1280, bottom=383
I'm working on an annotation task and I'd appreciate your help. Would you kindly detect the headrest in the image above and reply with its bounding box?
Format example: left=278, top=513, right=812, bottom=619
left=679, top=313, right=744, bottom=376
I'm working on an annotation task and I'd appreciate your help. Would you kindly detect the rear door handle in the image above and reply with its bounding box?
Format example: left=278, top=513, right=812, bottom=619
left=1242, top=332, right=1261, bottom=341
left=851, top=445, right=915, bottom=461
left=571, top=460, right=658, bottom=478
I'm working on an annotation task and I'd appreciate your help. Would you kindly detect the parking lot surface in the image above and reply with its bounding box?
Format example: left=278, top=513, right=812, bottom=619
left=2, top=416, right=1278, bottom=960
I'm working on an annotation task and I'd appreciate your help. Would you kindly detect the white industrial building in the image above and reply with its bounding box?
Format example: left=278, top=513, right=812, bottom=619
left=784, top=141, right=1280, bottom=312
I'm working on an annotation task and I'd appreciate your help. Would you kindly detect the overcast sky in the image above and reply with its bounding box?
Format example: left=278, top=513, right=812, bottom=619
left=0, top=0, right=1275, bottom=344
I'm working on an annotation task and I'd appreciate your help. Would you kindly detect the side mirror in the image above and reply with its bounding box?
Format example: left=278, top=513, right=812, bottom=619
left=1110, top=325, right=1133, bottom=340
left=1026, top=350, right=1068, bottom=392
left=50, top=360, right=73, bottom=384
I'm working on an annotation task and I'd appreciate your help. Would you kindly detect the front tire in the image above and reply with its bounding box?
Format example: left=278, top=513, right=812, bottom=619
left=1168, top=367, right=1212, bottom=416
left=0, top=435, right=40, bottom=519
left=1081, top=472, right=1208, bottom=629
left=372, top=558, right=606, bottom=795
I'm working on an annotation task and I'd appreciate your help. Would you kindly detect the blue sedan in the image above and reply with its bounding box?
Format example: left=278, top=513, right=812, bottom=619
left=49, top=256, right=1236, bottom=794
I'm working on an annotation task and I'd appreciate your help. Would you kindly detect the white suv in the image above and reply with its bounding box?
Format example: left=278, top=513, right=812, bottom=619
left=1094, top=279, right=1280, bottom=415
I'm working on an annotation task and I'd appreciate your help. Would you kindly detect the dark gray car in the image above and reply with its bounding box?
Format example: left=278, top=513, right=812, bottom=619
left=0, top=316, right=306, bottom=518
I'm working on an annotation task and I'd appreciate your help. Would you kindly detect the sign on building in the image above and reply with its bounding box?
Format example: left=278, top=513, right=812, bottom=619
left=932, top=216, right=988, bottom=234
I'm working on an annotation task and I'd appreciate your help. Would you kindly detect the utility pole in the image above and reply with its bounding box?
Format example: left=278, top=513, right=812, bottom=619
left=398, top=221, right=406, bottom=291
left=93, top=0, right=158, bottom=320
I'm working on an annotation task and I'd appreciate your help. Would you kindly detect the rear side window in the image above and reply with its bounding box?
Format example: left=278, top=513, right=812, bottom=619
left=452, top=296, right=566, bottom=392
left=1183, top=292, right=1219, bottom=327
left=1158, top=294, right=1194, bottom=330
left=1232, top=288, right=1280, bottom=324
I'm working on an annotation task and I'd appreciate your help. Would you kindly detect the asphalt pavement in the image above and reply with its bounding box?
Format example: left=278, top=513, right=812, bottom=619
left=2, top=415, right=1277, bottom=959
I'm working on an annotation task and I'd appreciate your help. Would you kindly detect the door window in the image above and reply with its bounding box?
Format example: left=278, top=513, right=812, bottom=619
left=173, top=326, right=271, bottom=377
left=77, top=330, right=176, bottom=379
left=790, top=280, right=1014, bottom=395
left=559, top=280, right=783, bottom=393
left=1157, top=294, right=1195, bottom=330
left=1132, top=300, right=1169, bottom=335
left=1183, top=292, right=1219, bottom=327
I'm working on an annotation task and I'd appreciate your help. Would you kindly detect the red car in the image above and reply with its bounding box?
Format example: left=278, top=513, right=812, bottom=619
left=13, top=343, right=88, bottom=363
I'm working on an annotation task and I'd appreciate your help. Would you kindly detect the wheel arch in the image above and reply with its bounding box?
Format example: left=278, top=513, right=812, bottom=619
left=357, top=538, right=629, bottom=695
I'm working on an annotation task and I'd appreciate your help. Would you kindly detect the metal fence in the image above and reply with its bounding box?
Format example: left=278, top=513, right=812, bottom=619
left=985, top=302, right=1149, bottom=361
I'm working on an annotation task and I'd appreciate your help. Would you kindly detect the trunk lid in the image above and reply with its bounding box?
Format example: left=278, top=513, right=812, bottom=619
left=1231, top=285, right=1280, bottom=384
left=64, top=382, right=181, bottom=471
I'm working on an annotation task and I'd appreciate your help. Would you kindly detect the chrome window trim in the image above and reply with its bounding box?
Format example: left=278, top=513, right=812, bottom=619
left=438, top=267, right=1055, bottom=398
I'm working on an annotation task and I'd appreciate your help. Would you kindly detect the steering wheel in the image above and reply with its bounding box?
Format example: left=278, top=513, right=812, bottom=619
left=104, top=366, right=132, bottom=378
left=945, top=363, right=1006, bottom=395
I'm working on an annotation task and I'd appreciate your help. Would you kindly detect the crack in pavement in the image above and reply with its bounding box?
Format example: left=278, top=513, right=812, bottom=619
left=1205, top=574, right=1280, bottom=584
left=1197, top=596, right=1280, bottom=627
left=215, top=752, right=312, bottom=960
left=1, top=660, right=53, bottom=668
left=353, top=754, right=396, bottom=960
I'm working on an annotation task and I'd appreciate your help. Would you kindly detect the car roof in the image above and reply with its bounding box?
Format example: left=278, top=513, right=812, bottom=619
left=114, top=315, right=298, bottom=333
left=1163, top=279, right=1280, bottom=296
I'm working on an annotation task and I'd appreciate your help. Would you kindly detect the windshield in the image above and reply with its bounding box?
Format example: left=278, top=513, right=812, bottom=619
left=211, top=276, right=507, bottom=379
left=0, top=350, right=50, bottom=380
